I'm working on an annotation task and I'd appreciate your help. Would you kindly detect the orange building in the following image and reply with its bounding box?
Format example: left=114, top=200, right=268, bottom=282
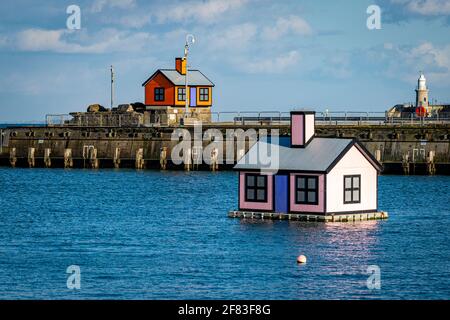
left=142, top=58, right=214, bottom=120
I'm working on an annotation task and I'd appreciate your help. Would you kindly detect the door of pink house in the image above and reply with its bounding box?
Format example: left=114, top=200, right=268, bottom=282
left=275, top=175, right=288, bottom=213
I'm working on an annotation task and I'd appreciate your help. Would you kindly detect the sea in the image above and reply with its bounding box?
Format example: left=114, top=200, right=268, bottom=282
left=0, top=168, right=449, bottom=299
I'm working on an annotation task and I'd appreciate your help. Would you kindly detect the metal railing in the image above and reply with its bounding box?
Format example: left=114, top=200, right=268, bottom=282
left=39, top=111, right=450, bottom=127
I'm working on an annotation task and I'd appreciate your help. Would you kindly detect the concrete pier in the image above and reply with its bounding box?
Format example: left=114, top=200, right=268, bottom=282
left=228, top=210, right=389, bottom=223
left=0, top=123, right=448, bottom=174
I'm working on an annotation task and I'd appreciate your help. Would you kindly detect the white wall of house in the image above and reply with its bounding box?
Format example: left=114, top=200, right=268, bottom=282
left=305, top=114, right=315, bottom=143
left=326, top=145, right=377, bottom=213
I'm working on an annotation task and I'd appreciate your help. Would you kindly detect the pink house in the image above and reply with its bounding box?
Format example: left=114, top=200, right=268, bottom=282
left=233, top=111, right=383, bottom=217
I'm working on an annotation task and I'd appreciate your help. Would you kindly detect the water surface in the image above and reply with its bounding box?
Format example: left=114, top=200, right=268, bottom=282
left=0, top=168, right=449, bottom=299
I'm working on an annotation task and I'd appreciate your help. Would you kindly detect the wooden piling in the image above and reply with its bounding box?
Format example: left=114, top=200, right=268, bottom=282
left=113, top=147, right=121, bottom=169
left=210, top=147, right=219, bottom=172
left=64, top=148, right=73, bottom=168
left=27, top=147, right=35, bottom=168
left=9, top=147, right=17, bottom=168
left=160, top=147, right=167, bottom=170
left=44, top=148, right=51, bottom=168
left=136, top=148, right=144, bottom=169
left=402, top=153, right=410, bottom=175
left=184, top=148, right=191, bottom=171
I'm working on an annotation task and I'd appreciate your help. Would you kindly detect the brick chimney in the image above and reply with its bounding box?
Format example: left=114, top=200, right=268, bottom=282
left=290, top=111, right=315, bottom=148
left=175, top=57, right=186, bottom=75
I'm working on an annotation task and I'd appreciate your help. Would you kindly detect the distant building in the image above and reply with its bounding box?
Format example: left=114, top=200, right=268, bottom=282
left=388, top=72, right=450, bottom=118
left=142, top=57, right=215, bottom=124
left=415, top=72, right=429, bottom=110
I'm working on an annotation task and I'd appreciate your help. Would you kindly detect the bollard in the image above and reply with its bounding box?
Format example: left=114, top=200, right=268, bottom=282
left=113, top=147, right=121, bottom=169
left=136, top=148, right=145, bottom=169
left=44, top=148, right=51, bottom=168
left=9, top=147, right=17, bottom=168
left=64, top=148, right=73, bottom=168
left=28, top=147, right=35, bottom=168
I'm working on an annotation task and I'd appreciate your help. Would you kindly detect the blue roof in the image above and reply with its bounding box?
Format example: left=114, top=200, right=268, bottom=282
left=142, top=69, right=214, bottom=87
left=234, top=138, right=354, bottom=172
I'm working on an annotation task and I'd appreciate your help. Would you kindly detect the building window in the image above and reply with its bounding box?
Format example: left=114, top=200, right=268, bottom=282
left=199, top=88, right=209, bottom=101
left=295, top=176, right=318, bottom=205
left=177, top=87, right=186, bottom=101
left=344, top=175, right=361, bottom=204
left=245, top=174, right=267, bottom=202
left=154, top=88, right=165, bottom=101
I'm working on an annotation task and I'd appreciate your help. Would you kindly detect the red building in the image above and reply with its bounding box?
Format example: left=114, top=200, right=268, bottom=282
left=142, top=58, right=214, bottom=118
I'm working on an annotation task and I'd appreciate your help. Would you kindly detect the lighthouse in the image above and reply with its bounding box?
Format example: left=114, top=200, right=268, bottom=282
left=415, top=72, right=429, bottom=110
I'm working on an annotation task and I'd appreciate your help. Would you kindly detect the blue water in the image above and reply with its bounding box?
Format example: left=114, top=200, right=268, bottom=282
left=0, top=168, right=449, bottom=299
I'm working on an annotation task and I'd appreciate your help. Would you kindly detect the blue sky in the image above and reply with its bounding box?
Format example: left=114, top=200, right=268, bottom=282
left=0, top=0, right=450, bottom=121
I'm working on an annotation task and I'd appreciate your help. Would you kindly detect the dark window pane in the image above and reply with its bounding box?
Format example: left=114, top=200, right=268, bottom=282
left=257, top=176, right=265, bottom=187
left=247, top=189, right=255, bottom=200
left=297, top=177, right=305, bottom=189
left=247, top=175, right=255, bottom=187
left=297, top=191, right=305, bottom=203
left=308, top=178, right=316, bottom=189
left=308, top=192, right=316, bottom=203
left=257, top=189, right=265, bottom=201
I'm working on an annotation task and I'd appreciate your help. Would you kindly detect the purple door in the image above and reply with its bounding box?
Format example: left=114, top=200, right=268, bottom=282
left=190, top=87, right=197, bottom=107
left=275, top=175, right=288, bottom=213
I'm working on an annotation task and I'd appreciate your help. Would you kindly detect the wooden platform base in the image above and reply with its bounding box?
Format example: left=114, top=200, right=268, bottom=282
left=228, top=210, right=388, bottom=223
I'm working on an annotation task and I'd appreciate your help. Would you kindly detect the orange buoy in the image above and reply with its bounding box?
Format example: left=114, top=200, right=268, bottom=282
left=297, top=255, right=307, bottom=264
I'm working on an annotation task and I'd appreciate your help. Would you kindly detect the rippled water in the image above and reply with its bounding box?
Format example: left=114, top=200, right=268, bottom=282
left=0, top=168, right=449, bottom=299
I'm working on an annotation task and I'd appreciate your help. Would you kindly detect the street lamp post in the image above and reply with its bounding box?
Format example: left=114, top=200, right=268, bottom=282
left=184, top=34, right=195, bottom=119
left=110, top=65, right=114, bottom=110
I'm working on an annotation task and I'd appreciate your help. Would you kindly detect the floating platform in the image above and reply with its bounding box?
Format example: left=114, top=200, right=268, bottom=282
left=228, top=210, right=389, bottom=223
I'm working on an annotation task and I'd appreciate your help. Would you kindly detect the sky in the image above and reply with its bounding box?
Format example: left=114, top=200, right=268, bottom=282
left=0, top=0, right=450, bottom=122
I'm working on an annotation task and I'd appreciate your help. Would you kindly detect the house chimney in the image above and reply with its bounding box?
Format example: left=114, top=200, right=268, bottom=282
left=290, top=111, right=315, bottom=148
left=175, top=57, right=186, bottom=75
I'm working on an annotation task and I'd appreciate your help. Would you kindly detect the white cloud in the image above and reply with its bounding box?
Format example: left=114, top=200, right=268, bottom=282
left=377, top=41, right=450, bottom=85
left=262, top=15, right=312, bottom=40
left=13, top=28, right=155, bottom=54
left=154, top=0, right=249, bottom=23
left=242, top=50, right=301, bottom=73
left=118, top=13, right=151, bottom=28
left=206, top=23, right=257, bottom=51
left=391, top=0, right=450, bottom=15
left=91, top=0, right=137, bottom=13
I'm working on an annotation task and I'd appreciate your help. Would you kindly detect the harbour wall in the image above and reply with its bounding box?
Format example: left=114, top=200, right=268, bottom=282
left=0, top=123, right=449, bottom=175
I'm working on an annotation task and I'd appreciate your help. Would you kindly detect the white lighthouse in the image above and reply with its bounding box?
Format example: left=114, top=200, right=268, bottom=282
left=415, top=72, right=429, bottom=110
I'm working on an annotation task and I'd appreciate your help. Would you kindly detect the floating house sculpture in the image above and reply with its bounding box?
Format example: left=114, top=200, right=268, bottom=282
left=230, top=111, right=388, bottom=222
left=142, top=57, right=215, bottom=124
